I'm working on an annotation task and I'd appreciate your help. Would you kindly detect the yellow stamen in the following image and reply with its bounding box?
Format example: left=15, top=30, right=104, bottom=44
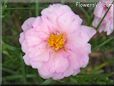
left=48, top=33, right=66, bottom=51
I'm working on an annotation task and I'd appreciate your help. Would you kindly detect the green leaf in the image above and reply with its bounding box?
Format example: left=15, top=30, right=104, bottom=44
left=41, top=79, right=55, bottom=85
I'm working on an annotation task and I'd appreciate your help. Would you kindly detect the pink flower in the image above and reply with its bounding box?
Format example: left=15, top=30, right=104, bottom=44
left=19, top=4, right=96, bottom=80
left=92, top=0, right=113, bottom=35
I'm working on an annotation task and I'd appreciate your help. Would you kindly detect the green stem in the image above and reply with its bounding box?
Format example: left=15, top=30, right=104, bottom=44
left=93, top=37, right=114, bottom=50
left=61, top=0, right=65, bottom=4
left=3, top=74, right=37, bottom=81
left=35, top=0, right=39, bottom=16
left=20, top=53, right=26, bottom=83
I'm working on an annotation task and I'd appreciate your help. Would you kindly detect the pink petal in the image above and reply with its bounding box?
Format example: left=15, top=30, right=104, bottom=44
left=48, top=53, right=69, bottom=73
left=32, top=16, right=51, bottom=34
left=23, top=55, right=30, bottom=65
left=30, top=60, right=43, bottom=69
left=21, top=40, right=28, bottom=53
left=22, top=17, right=35, bottom=31
left=94, top=2, right=105, bottom=18
left=28, top=43, right=47, bottom=58
left=41, top=4, right=82, bottom=33
left=19, top=32, right=25, bottom=44
left=72, top=69, right=80, bottom=76
left=52, top=73, right=64, bottom=80
left=53, top=54, right=69, bottom=73
left=68, top=44, right=90, bottom=68
left=24, top=29, right=42, bottom=47
left=92, top=17, right=100, bottom=28
left=80, top=26, right=96, bottom=42
left=29, top=50, right=50, bottom=62
left=38, top=63, right=53, bottom=79
left=41, top=4, right=72, bottom=26
left=57, top=12, right=82, bottom=33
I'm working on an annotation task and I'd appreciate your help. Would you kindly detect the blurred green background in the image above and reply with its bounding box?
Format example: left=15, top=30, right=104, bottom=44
left=2, top=0, right=114, bottom=85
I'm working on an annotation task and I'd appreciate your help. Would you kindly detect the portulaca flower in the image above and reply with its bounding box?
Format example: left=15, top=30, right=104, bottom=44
left=19, top=4, right=96, bottom=80
left=92, top=0, right=113, bottom=35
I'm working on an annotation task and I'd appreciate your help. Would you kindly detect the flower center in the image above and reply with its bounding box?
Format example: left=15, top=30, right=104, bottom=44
left=48, top=33, right=66, bottom=51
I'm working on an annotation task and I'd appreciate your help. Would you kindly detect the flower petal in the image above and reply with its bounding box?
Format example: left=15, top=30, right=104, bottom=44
left=19, top=32, right=25, bottom=44
left=23, top=54, right=30, bottom=65
left=80, top=26, right=96, bottom=42
left=57, top=12, right=82, bottom=33
left=22, top=17, right=35, bottom=31
left=38, top=63, right=53, bottom=79
left=94, top=2, right=105, bottom=18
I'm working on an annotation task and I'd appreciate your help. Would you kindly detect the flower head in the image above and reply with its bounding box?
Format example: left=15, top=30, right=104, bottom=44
left=92, top=0, right=113, bottom=35
left=19, top=4, right=96, bottom=80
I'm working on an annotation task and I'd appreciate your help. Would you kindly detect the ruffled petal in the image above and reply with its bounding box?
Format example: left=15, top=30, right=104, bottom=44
left=22, top=17, right=35, bottom=31
left=24, top=29, right=44, bottom=47
left=19, top=32, right=25, bottom=44
left=80, top=26, right=96, bottom=42
left=94, top=2, right=105, bottom=18
left=57, top=12, right=82, bottom=33
left=38, top=62, right=53, bottom=79
left=23, top=54, right=30, bottom=65
left=50, top=53, right=69, bottom=73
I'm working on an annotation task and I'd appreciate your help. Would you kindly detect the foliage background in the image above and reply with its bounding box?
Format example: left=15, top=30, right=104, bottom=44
left=2, top=0, right=114, bottom=85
